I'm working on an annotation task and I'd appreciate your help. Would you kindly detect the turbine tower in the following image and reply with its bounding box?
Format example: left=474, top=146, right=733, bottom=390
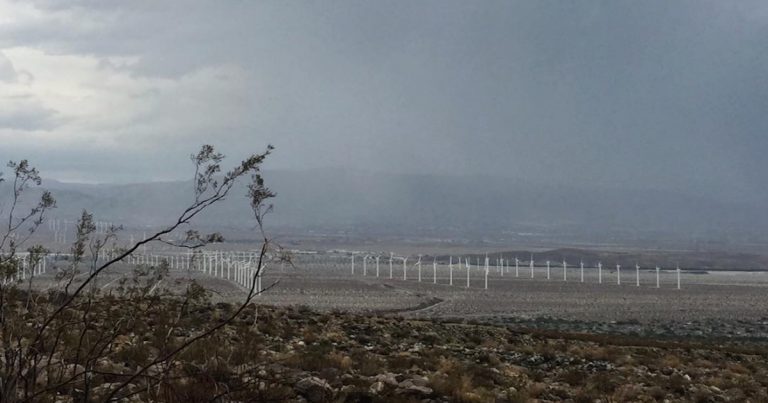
left=466, top=257, right=471, bottom=288
left=598, top=262, right=603, bottom=284
left=529, top=255, right=534, bottom=278
left=515, top=257, right=519, bottom=278
left=433, top=257, right=437, bottom=284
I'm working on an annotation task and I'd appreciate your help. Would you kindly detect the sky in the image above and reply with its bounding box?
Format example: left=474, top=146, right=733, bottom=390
left=0, top=0, right=767, bottom=202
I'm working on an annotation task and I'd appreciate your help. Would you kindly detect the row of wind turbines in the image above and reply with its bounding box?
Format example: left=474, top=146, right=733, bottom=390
left=124, top=250, right=267, bottom=293
left=350, top=254, right=682, bottom=290
left=1, top=249, right=268, bottom=295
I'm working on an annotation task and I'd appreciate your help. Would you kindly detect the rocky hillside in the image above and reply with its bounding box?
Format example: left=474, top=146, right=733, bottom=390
left=37, top=300, right=768, bottom=402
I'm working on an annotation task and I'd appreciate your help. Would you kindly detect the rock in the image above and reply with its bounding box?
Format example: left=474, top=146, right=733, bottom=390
left=295, top=376, right=334, bottom=403
left=397, top=380, right=433, bottom=396
left=344, top=391, right=378, bottom=402
left=90, top=382, right=142, bottom=402
left=374, top=373, right=398, bottom=386
left=340, top=374, right=356, bottom=384
left=369, top=381, right=385, bottom=394
left=410, top=376, right=429, bottom=387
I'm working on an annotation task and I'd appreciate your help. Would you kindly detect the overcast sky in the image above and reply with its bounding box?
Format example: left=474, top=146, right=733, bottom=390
left=0, top=1, right=767, bottom=201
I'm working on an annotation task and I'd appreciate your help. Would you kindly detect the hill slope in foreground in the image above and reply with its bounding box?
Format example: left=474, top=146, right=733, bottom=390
left=31, top=300, right=768, bottom=402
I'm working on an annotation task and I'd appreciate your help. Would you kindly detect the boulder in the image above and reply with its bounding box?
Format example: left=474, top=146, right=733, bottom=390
left=369, top=381, right=385, bottom=394
left=295, top=376, right=334, bottom=403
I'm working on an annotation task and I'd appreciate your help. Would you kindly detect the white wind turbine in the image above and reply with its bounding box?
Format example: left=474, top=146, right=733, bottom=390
left=433, top=257, right=437, bottom=284
left=466, top=257, right=471, bottom=288
left=530, top=255, right=534, bottom=278
left=598, top=262, right=603, bottom=284
left=417, top=255, right=422, bottom=282
left=563, top=259, right=567, bottom=281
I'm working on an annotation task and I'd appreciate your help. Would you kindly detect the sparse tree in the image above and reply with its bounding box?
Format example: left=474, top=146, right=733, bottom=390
left=0, top=145, right=277, bottom=402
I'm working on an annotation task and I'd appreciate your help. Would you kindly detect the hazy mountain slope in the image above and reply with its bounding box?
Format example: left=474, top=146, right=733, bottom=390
left=4, top=170, right=765, bottom=243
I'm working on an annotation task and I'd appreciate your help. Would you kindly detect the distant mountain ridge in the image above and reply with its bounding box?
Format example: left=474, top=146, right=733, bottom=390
left=4, top=169, right=766, bottom=246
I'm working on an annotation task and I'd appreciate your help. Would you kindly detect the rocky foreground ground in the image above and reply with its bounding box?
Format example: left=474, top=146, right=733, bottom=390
left=95, top=302, right=765, bottom=403
left=20, top=267, right=768, bottom=402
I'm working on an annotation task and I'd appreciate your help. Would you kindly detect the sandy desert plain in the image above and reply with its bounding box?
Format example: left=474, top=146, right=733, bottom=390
left=29, top=248, right=768, bottom=343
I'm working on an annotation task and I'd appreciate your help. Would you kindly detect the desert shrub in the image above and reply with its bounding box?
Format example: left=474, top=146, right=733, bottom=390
left=646, top=385, right=667, bottom=400
left=429, top=369, right=477, bottom=402
left=387, top=353, right=420, bottom=372
left=559, top=368, right=588, bottom=386
left=526, top=382, right=547, bottom=399
left=354, top=353, right=386, bottom=376
left=661, top=353, right=683, bottom=368
left=612, top=383, right=643, bottom=401
left=587, top=372, right=620, bottom=395
left=666, top=373, right=689, bottom=395
left=292, top=340, right=335, bottom=372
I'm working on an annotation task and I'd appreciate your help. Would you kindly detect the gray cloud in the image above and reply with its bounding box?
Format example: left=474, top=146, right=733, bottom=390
left=0, top=51, right=16, bottom=81
left=0, top=102, right=57, bottom=130
left=0, top=0, right=766, bottom=204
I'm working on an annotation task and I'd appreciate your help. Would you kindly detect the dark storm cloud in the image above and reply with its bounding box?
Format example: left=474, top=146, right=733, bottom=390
left=0, top=0, right=767, bottom=202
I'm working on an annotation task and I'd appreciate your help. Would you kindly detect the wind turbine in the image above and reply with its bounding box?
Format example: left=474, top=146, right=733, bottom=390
left=563, top=259, right=567, bottom=281
left=433, top=257, right=437, bottom=284
left=530, top=255, right=534, bottom=278
left=417, top=255, right=422, bottom=282
left=598, top=262, right=603, bottom=284
left=466, top=257, right=471, bottom=288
